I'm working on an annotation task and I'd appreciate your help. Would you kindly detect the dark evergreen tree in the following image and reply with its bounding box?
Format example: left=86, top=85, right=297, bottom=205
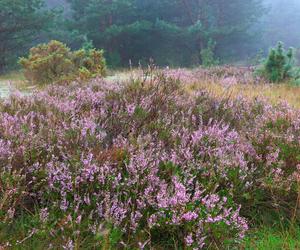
left=0, top=0, right=54, bottom=72
left=66, top=0, right=265, bottom=67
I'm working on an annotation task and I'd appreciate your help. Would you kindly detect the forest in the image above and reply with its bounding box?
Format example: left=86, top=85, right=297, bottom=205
left=1, top=0, right=300, bottom=71
left=1, top=0, right=300, bottom=249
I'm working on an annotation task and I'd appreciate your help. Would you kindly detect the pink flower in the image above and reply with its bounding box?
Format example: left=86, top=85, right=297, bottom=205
left=126, top=104, right=136, bottom=115
left=182, top=211, right=198, bottom=221
left=185, top=234, right=194, bottom=246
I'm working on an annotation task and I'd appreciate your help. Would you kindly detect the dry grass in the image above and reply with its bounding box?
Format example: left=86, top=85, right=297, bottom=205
left=0, top=72, right=41, bottom=98
left=0, top=71, right=24, bottom=81
left=106, top=68, right=142, bottom=83
left=116, top=66, right=300, bottom=109
left=2, top=68, right=300, bottom=109
left=188, top=81, right=300, bottom=108
left=159, top=66, right=300, bottom=108
left=0, top=71, right=32, bottom=90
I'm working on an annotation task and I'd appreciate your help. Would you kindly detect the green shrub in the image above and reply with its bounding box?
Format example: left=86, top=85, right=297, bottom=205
left=200, top=39, right=219, bottom=67
left=72, top=49, right=106, bottom=78
left=19, top=40, right=106, bottom=85
left=257, top=42, right=297, bottom=83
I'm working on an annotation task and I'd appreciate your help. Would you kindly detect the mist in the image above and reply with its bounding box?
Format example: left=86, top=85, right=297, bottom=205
left=262, top=0, right=300, bottom=49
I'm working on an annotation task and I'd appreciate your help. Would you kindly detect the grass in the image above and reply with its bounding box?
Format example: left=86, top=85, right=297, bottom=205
left=0, top=213, right=48, bottom=250
left=189, top=81, right=300, bottom=109
left=244, top=226, right=300, bottom=250
left=2, top=69, right=300, bottom=109
left=0, top=71, right=28, bottom=90
left=0, top=71, right=40, bottom=98
left=0, top=71, right=25, bottom=81
left=106, top=68, right=300, bottom=109
left=0, top=71, right=28, bottom=89
left=2, top=219, right=299, bottom=249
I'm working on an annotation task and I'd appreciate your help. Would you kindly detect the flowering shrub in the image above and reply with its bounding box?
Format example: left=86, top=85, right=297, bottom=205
left=19, top=40, right=106, bottom=85
left=163, top=66, right=263, bottom=86
left=0, top=70, right=300, bottom=249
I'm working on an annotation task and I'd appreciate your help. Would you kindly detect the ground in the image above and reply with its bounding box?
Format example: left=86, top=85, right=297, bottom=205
left=0, top=72, right=34, bottom=98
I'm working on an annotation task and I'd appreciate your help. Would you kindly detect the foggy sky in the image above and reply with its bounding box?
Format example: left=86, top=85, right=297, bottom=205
left=263, top=0, right=300, bottom=48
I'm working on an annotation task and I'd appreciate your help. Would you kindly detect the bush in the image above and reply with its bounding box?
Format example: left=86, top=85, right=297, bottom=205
left=257, top=42, right=297, bottom=83
left=19, top=40, right=106, bottom=85
left=200, top=39, right=219, bottom=67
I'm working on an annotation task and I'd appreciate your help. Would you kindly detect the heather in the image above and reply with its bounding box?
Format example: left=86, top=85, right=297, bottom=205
left=0, top=69, right=300, bottom=249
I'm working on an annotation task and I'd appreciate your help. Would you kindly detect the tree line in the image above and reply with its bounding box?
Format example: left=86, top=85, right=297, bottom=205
left=1, top=0, right=298, bottom=72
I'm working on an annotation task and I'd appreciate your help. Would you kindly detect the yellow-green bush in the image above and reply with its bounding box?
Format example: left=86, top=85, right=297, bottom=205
left=19, top=40, right=106, bottom=85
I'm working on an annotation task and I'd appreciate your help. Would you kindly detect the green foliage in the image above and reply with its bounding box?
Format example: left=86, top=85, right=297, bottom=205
left=243, top=225, right=300, bottom=249
left=257, top=42, right=298, bottom=82
left=0, top=0, right=54, bottom=72
left=0, top=170, right=26, bottom=223
left=249, top=49, right=265, bottom=66
left=107, top=51, right=122, bottom=68
left=0, top=0, right=267, bottom=69
left=66, top=0, right=265, bottom=67
left=19, top=40, right=72, bottom=85
left=200, top=39, right=219, bottom=67
left=19, top=40, right=106, bottom=85
left=81, top=38, right=94, bottom=51
left=72, top=48, right=106, bottom=78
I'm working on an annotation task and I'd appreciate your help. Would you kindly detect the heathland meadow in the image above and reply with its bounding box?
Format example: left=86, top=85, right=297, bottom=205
left=1, top=65, right=300, bottom=249
left=2, top=0, right=300, bottom=248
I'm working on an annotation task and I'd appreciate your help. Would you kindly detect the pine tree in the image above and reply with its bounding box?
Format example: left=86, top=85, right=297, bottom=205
left=67, top=0, right=265, bottom=67
left=0, top=0, right=54, bottom=72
